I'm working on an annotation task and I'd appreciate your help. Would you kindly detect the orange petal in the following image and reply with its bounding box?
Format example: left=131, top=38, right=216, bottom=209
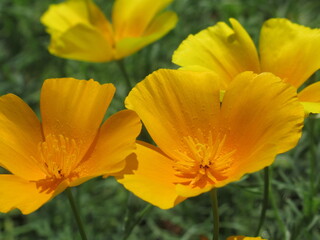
left=112, top=0, right=173, bottom=40
left=0, top=94, right=45, bottom=180
left=71, top=110, right=141, bottom=186
left=260, top=18, right=320, bottom=88
left=172, top=18, right=260, bottom=87
left=125, top=69, right=221, bottom=161
left=0, top=175, right=68, bottom=214
left=40, top=78, right=115, bottom=161
left=298, top=81, right=320, bottom=114
left=116, top=141, right=185, bottom=209
left=220, top=72, right=304, bottom=181
left=115, top=11, right=177, bottom=59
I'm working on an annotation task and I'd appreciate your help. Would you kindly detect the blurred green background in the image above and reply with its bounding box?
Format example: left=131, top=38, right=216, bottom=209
left=1, top=0, right=320, bottom=239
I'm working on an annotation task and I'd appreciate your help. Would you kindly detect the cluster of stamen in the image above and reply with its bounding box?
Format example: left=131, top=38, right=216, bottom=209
left=174, top=131, right=235, bottom=187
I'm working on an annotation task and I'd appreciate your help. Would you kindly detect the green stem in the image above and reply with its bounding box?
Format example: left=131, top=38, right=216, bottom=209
left=116, top=59, right=132, bottom=93
left=66, top=188, right=88, bottom=240
left=210, top=188, right=219, bottom=240
left=122, top=204, right=153, bottom=240
left=307, top=117, right=316, bottom=216
left=255, top=167, right=270, bottom=236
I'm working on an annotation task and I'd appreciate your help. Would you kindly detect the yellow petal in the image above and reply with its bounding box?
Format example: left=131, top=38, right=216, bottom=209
left=220, top=72, right=304, bottom=181
left=227, top=236, right=267, bottom=240
left=116, top=141, right=185, bottom=209
left=260, top=18, right=320, bottom=88
left=41, top=0, right=114, bottom=62
left=40, top=78, right=115, bottom=162
left=125, top=69, right=221, bottom=161
left=0, top=175, right=68, bottom=214
left=71, top=110, right=141, bottom=186
left=172, top=18, right=260, bottom=87
left=0, top=94, right=45, bottom=180
left=115, top=11, right=177, bottom=59
left=298, top=81, right=320, bottom=114
left=112, top=0, right=173, bottom=40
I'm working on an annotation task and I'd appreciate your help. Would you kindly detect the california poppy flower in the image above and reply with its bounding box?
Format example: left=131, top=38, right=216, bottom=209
left=0, top=78, right=141, bottom=214
left=172, top=18, right=320, bottom=114
left=117, top=69, right=304, bottom=209
left=41, top=0, right=178, bottom=62
left=227, top=237, right=267, bottom=240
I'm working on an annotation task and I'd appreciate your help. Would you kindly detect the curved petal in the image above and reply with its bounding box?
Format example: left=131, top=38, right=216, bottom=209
left=116, top=141, right=185, bottom=209
left=260, top=18, right=320, bottom=88
left=70, top=110, right=141, bottom=186
left=112, top=0, right=173, bottom=40
left=40, top=78, right=115, bottom=161
left=0, top=94, right=45, bottom=180
left=227, top=237, right=266, bottom=240
left=172, top=18, right=260, bottom=87
left=115, top=11, right=177, bottom=59
left=41, top=0, right=114, bottom=62
left=298, top=81, right=320, bottom=114
left=125, top=69, right=221, bottom=161
left=0, top=175, right=68, bottom=214
left=220, top=72, right=304, bottom=180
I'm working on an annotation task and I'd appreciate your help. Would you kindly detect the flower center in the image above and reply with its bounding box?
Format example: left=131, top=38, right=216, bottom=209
left=174, top=131, right=236, bottom=187
left=31, top=134, right=82, bottom=192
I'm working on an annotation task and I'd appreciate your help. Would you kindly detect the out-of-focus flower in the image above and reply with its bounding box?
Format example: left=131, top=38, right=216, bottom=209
left=41, top=0, right=177, bottom=62
left=116, top=69, right=304, bottom=209
left=0, top=78, right=141, bottom=214
left=227, top=236, right=267, bottom=240
left=172, top=18, right=320, bottom=114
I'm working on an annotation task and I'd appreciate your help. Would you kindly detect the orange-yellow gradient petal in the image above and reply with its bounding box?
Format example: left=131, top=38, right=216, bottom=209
left=41, top=0, right=114, bottom=62
left=71, top=110, right=141, bottom=186
left=260, top=18, right=320, bottom=88
left=220, top=72, right=303, bottom=183
left=298, top=81, right=320, bottom=114
left=0, top=175, right=68, bottom=214
left=112, top=0, right=173, bottom=40
left=172, top=18, right=260, bottom=87
left=0, top=94, right=45, bottom=181
left=117, top=141, right=185, bottom=209
left=227, top=236, right=267, bottom=240
left=125, top=69, right=221, bottom=161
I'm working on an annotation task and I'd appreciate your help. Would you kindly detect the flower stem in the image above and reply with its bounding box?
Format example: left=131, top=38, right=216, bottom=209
left=210, top=188, right=219, bottom=240
left=66, top=188, right=88, bottom=240
left=255, top=167, right=270, bottom=236
left=116, top=59, right=132, bottom=93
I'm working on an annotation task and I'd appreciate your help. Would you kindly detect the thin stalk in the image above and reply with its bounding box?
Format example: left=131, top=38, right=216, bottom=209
left=66, top=188, right=88, bottom=240
left=122, top=204, right=153, bottom=240
left=116, top=59, right=132, bottom=93
left=210, top=188, right=219, bottom=240
left=255, top=167, right=270, bottom=236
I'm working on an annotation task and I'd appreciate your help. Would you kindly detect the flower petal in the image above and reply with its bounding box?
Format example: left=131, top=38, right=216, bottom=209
left=260, top=18, right=320, bottom=88
left=0, top=94, right=45, bottom=180
left=41, top=0, right=114, bottom=62
left=220, top=72, right=304, bottom=180
left=116, top=141, right=185, bottom=209
left=172, top=18, right=260, bottom=87
left=227, top=236, right=266, bottom=240
left=115, top=11, right=177, bottom=59
left=298, top=81, right=320, bottom=114
left=40, top=78, right=115, bottom=161
left=71, top=110, right=141, bottom=186
left=125, top=69, right=221, bottom=161
left=112, top=0, right=173, bottom=40
left=0, top=175, right=67, bottom=214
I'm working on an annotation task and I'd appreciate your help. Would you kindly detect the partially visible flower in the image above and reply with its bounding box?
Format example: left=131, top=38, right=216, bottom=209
left=116, top=69, right=304, bottom=209
left=0, top=78, right=141, bottom=214
left=227, top=236, right=267, bottom=240
left=172, top=18, right=320, bottom=114
left=41, top=0, right=177, bottom=62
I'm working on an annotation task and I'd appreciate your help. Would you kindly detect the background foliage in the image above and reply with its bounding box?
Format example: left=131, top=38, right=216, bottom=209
left=1, top=0, right=320, bottom=239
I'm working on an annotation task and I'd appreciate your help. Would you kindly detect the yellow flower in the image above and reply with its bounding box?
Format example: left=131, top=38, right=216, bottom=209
left=41, top=0, right=178, bottom=62
left=116, top=69, right=304, bottom=209
left=0, top=78, right=141, bottom=214
left=172, top=18, right=320, bottom=114
left=227, top=236, right=267, bottom=240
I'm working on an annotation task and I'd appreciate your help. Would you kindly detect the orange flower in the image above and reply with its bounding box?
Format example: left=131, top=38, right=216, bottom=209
left=173, top=18, right=320, bottom=114
left=0, top=78, right=141, bottom=214
left=227, top=236, right=267, bottom=240
left=116, top=69, right=304, bottom=209
left=41, top=0, right=178, bottom=62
